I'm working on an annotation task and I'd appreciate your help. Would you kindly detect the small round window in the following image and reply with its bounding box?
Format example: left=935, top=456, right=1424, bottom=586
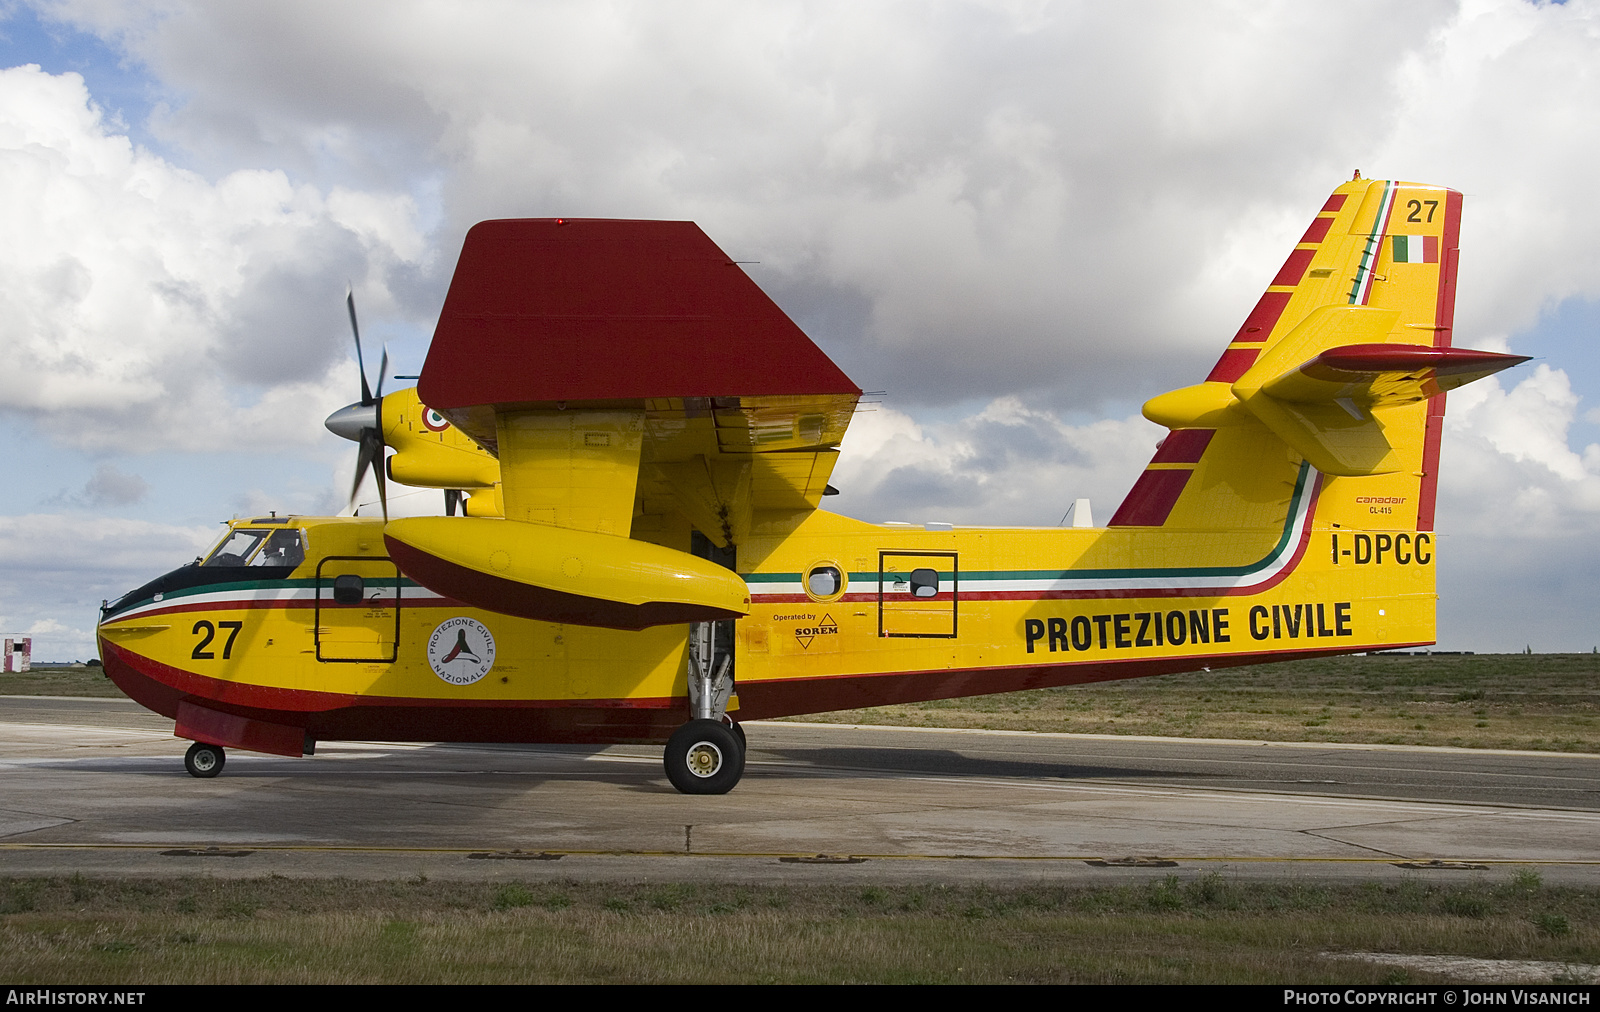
left=805, top=564, right=845, bottom=601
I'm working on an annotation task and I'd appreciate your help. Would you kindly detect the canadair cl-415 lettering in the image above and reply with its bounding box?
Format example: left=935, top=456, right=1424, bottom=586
left=98, top=176, right=1526, bottom=793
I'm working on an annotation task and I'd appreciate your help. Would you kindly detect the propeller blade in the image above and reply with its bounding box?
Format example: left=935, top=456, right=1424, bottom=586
left=351, top=429, right=378, bottom=508
left=444, top=489, right=461, bottom=516
left=349, top=429, right=390, bottom=521
left=371, top=432, right=389, bottom=522
left=347, top=290, right=372, bottom=406
left=342, top=292, right=387, bottom=521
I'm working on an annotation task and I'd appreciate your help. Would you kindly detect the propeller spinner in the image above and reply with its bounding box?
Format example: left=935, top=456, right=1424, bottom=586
left=324, top=291, right=388, bottom=520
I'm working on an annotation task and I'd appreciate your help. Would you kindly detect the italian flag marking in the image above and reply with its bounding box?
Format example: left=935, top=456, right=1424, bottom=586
left=1391, top=234, right=1439, bottom=264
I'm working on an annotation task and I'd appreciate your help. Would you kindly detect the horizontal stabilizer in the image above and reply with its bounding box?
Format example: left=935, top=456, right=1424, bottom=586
left=1235, top=343, right=1528, bottom=477
left=1237, top=392, right=1401, bottom=477
left=1261, top=344, right=1529, bottom=408
left=385, top=517, right=749, bottom=631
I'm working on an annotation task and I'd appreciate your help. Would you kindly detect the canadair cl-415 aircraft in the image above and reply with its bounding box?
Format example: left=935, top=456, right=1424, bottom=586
left=97, top=175, right=1526, bottom=793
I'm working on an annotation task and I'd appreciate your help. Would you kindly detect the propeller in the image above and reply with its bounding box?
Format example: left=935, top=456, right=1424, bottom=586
left=325, top=291, right=388, bottom=520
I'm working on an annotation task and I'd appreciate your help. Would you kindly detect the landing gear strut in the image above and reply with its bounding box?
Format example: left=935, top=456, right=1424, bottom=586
left=184, top=741, right=226, bottom=778
left=665, top=621, right=744, bottom=794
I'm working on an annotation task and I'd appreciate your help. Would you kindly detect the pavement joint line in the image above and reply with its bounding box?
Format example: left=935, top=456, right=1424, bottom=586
left=869, top=771, right=1600, bottom=815
left=844, top=770, right=1600, bottom=816
left=789, top=749, right=1600, bottom=784
left=11, top=752, right=1600, bottom=816
left=760, top=721, right=1600, bottom=760
left=1296, top=829, right=1412, bottom=860
left=0, top=696, right=147, bottom=703
left=11, top=711, right=1600, bottom=762
left=0, top=842, right=1594, bottom=864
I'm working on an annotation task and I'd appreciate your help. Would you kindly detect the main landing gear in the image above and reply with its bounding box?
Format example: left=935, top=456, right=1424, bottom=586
left=665, top=719, right=744, bottom=794
left=665, top=621, right=745, bottom=795
left=184, top=741, right=226, bottom=778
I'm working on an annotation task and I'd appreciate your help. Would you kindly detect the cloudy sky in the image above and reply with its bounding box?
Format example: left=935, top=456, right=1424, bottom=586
left=1, top=0, right=1597, bottom=660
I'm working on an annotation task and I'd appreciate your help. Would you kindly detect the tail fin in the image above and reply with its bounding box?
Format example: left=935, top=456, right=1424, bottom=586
left=1110, top=177, right=1525, bottom=532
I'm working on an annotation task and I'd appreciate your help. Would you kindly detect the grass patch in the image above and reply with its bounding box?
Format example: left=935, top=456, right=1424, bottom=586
left=783, top=653, right=1600, bottom=752
left=1, top=875, right=1597, bottom=984
left=0, top=663, right=123, bottom=698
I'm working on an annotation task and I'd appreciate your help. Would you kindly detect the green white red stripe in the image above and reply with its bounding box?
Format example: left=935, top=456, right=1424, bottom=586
left=1350, top=182, right=1397, bottom=306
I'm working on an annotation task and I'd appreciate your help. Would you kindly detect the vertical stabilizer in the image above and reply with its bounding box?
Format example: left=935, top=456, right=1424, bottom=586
left=1111, top=178, right=1518, bottom=536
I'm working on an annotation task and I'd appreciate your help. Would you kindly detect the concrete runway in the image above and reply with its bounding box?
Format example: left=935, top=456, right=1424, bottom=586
left=5, top=694, right=1600, bottom=885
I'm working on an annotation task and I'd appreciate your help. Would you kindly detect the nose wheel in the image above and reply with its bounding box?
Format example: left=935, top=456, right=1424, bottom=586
left=184, top=742, right=226, bottom=778
left=664, top=719, right=744, bottom=795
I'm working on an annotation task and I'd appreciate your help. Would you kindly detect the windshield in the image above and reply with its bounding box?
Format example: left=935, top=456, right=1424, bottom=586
left=202, top=528, right=305, bottom=569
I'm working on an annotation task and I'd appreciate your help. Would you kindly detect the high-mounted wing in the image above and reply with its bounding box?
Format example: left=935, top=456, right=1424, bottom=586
left=385, top=218, right=862, bottom=629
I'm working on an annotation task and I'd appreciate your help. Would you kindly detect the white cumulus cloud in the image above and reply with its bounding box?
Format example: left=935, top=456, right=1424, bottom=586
left=830, top=397, right=1161, bottom=526
left=1434, top=365, right=1600, bottom=650
left=0, top=63, right=423, bottom=452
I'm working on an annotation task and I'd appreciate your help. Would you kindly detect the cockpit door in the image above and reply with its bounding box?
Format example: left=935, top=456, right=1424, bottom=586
left=315, top=556, right=401, bottom=662
left=878, top=551, right=958, bottom=638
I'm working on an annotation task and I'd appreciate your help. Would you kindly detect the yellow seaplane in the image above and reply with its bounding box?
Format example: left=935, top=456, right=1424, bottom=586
left=96, top=176, right=1526, bottom=793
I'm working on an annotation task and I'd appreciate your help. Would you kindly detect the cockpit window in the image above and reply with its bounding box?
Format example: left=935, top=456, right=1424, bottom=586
left=202, top=529, right=305, bottom=569
left=251, top=530, right=305, bottom=569
left=203, top=529, right=269, bottom=567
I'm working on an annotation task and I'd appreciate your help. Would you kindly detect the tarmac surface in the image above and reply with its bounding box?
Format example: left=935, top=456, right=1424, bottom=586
left=5, top=694, right=1600, bottom=885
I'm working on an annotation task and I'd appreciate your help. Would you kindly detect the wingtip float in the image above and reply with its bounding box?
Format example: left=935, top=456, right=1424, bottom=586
left=98, top=178, right=1526, bottom=795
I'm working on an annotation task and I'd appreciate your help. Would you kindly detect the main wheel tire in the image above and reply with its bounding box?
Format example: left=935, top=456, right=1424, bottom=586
left=184, top=742, right=226, bottom=778
left=729, top=721, right=746, bottom=753
left=664, top=719, right=744, bottom=795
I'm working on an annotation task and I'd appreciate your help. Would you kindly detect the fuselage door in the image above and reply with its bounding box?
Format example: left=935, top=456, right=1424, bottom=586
left=315, top=556, right=401, bottom=663
left=879, top=551, right=958, bottom=638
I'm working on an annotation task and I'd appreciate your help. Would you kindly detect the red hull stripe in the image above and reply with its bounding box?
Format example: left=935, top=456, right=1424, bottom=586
left=1107, top=468, right=1192, bottom=527
left=108, top=611, right=1403, bottom=741
left=100, top=640, right=686, bottom=746
left=1151, top=428, right=1215, bottom=464
left=101, top=640, right=677, bottom=716
left=1204, top=346, right=1260, bottom=383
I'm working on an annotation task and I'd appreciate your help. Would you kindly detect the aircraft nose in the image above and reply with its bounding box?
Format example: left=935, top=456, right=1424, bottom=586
left=325, top=402, right=378, bottom=441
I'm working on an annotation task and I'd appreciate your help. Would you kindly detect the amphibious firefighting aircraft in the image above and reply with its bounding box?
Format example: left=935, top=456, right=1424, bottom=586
left=97, top=176, right=1526, bottom=794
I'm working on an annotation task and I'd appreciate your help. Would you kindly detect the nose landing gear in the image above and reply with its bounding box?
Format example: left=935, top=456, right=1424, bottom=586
left=184, top=741, right=226, bottom=778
